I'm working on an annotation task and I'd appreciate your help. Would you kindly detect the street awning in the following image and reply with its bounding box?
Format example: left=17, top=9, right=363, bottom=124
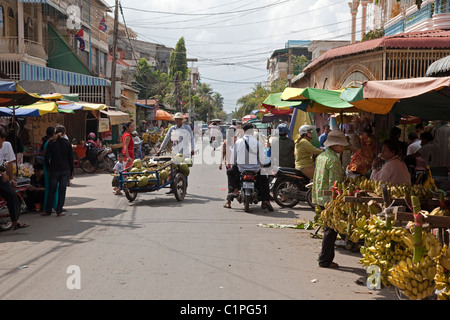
left=426, top=55, right=450, bottom=77
left=100, top=110, right=130, bottom=125
left=0, top=81, right=42, bottom=107
left=0, top=101, right=58, bottom=117
left=340, top=76, right=450, bottom=120
left=261, top=93, right=297, bottom=115
left=281, top=87, right=358, bottom=113
left=20, top=62, right=109, bottom=87
left=135, top=102, right=156, bottom=110
left=18, top=0, right=67, bottom=15
left=57, top=101, right=107, bottom=111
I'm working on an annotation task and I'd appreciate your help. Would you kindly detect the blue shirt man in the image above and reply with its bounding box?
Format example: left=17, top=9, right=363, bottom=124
left=319, top=125, right=331, bottom=148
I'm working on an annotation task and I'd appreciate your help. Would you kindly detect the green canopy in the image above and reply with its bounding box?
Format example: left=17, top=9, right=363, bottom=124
left=281, top=87, right=359, bottom=113
left=262, top=92, right=302, bottom=108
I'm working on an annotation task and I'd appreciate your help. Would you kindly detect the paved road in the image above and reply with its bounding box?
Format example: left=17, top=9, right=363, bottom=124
left=0, top=142, right=397, bottom=300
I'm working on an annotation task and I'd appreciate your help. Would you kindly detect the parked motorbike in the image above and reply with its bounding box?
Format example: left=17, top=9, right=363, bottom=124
left=79, top=142, right=116, bottom=173
left=272, top=167, right=314, bottom=209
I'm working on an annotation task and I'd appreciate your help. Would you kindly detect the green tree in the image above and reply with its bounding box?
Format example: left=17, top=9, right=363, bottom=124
left=292, top=55, right=310, bottom=76
left=233, top=80, right=287, bottom=119
left=133, top=58, right=170, bottom=101
left=169, top=37, right=188, bottom=82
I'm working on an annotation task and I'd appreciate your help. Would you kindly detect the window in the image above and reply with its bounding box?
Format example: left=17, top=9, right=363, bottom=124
left=0, top=6, right=4, bottom=36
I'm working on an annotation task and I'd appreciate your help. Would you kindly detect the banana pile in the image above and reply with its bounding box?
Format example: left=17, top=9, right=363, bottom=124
left=357, top=215, right=411, bottom=286
left=426, top=206, right=450, bottom=216
left=388, top=255, right=437, bottom=300
left=435, top=245, right=450, bottom=300
left=342, top=176, right=435, bottom=199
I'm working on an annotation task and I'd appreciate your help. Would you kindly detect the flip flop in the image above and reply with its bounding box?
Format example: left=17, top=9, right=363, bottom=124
left=12, top=222, right=30, bottom=231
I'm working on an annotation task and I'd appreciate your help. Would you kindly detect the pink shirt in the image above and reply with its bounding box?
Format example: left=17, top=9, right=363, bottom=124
left=370, top=156, right=411, bottom=185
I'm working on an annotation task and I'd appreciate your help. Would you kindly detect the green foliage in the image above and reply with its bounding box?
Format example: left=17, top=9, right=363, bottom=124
left=133, top=58, right=170, bottom=101
left=362, top=28, right=385, bottom=42
left=169, top=37, right=188, bottom=82
left=292, top=55, right=310, bottom=76
left=233, top=79, right=287, bottom=119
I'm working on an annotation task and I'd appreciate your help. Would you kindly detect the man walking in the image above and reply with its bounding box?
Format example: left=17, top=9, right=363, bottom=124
left=44, top=125, right=73, bottom=216
left=157, top=113, right=195, bottom=158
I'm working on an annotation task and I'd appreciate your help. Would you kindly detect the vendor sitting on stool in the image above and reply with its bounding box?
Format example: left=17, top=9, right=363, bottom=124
left=25, top=163, right=46, bottom=211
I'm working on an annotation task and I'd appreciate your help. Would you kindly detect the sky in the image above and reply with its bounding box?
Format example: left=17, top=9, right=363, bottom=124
left=104, top=0, right=369, bottom=114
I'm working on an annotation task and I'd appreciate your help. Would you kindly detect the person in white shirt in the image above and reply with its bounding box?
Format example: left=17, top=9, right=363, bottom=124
left=229, top=123, right=273, bottom=211
left=407, top=132, right=422, bottom=156
left=157, top=113, right=195, bottom=158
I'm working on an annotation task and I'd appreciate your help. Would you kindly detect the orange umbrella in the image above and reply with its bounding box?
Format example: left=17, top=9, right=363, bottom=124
left=154, top=109, right=174, bottom=121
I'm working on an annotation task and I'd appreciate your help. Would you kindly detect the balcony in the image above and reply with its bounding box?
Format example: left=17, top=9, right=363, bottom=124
left=0, top=37, right=47, bottom=62
left=433, top=0, right=450, bottom=29
left=405, top=3, right=433, bottom=31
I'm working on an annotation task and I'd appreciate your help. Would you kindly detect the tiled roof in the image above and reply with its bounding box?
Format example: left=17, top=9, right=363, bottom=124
left=304, top=29, right=450, bottom=73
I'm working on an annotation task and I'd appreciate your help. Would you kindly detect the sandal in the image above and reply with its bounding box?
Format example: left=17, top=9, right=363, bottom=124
left=12, top=222, right=30, bottom=230
left=223, top=202, right=232, bottom=209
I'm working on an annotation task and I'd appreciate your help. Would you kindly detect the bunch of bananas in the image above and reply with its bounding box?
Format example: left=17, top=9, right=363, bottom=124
left=320, top=195, right=369, bottom=236
left=388, top=255, right=437, bottom=300
left=357, top=215, right=411, bottom=286
left=148, top=133, right=160, bottom=143
left=435, top=245, right=450, bottom=300
left=426, top=206, right=450, bottom=216
left=373, top=183, right=433, bottom=199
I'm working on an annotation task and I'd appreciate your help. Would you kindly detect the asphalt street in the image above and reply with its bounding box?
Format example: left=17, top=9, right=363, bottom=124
left=0, top=140, right=398, bottom=300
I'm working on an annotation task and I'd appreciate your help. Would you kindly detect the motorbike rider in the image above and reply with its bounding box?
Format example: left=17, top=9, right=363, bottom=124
left=229, top=123, right=273, bottom=211
left=295, top=125, right=323, bottom=180
left=86, top=132, right=108, bottom=163
left=270, top=123, right=295, bottom=168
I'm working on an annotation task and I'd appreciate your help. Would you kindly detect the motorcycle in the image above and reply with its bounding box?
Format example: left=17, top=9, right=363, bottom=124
left=79, top=142, right=116, bottom=173
left=0, top=180, right=29, bottom=231
left=272, top=167, right=314, bottom=209
left=236, top=170, right=260, bottom=213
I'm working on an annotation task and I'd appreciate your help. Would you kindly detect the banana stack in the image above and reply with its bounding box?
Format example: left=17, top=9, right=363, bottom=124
left=358, top=215, right=410, bottom=286
left=435, top=244, right=450, bottom=300
left=427, top=206, right=450, bottom=216
left=388, top=255, right=437, bottom=300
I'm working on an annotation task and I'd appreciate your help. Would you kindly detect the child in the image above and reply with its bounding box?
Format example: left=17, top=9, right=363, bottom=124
left=112, top=153, right=125, bottom=195
left=25, top=163, right=46, bottom=211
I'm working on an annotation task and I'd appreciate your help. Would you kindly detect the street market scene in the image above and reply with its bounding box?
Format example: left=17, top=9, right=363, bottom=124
left=1, top=0, right=450, bottom=305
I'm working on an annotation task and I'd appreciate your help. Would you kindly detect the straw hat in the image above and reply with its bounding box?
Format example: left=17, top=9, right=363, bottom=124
left=324, top=130, right=349, bottom=148
left=174, top=112, right=184, bottom=120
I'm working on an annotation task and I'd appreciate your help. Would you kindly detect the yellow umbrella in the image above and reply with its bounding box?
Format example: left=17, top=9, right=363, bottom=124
left=20, top=101, right=58, bottom=115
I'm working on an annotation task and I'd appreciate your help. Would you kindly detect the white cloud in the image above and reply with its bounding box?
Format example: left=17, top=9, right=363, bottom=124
left=105, top=0, right=357, bottom=113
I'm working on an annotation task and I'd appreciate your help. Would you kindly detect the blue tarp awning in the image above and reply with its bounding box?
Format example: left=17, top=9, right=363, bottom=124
left=20, top=62, right=109, bottom=87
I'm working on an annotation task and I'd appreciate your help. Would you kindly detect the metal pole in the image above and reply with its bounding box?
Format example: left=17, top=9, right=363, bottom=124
left=89, top=0, right=92, bottom=70
left=110, top=0, right=119, bottom=108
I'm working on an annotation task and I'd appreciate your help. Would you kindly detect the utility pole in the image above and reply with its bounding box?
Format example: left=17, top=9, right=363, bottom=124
left=110, top=0, right=119, bottom=109
left=287, top=48, right=292, bottom=87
